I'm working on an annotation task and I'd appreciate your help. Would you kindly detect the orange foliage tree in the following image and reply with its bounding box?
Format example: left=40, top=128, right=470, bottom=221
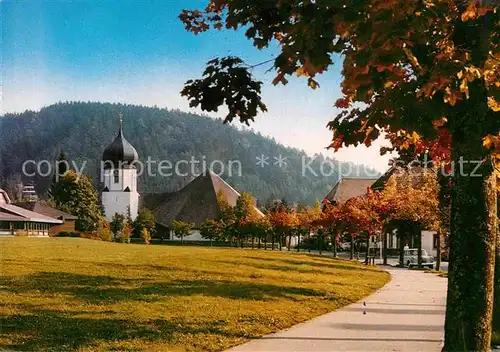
left=296, top=202, right=323, bottom=253
left=381, top=169, right=440, bottom=267
left=267, top=203, right=299, bottom=251
left=180, top=2, right=499, bottom=347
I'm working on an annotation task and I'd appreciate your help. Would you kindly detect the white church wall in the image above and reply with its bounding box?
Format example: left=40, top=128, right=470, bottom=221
left=102, top=191, right=139, bottom=221
left=103, top=168, right=137, bottom=192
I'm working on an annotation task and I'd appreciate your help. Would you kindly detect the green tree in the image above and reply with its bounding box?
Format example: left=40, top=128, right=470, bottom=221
left=234, top=192, right=261, bottom=247
left=171, top=220, right=194, bottom=244
left=52, top=170, right=102, bottom=231
left=216, top=189, right=236, bottom=244
left=200, top=219, right=222, bottom=246
left=48, top=150, right=69, bottom=198
left=110, top=213, right=126, bottom=241
left=179, top=3, right=499, bottom=349
left=134, top=209, right=156, bottom=237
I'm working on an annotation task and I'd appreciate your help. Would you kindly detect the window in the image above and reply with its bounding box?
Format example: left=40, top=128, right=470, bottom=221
left=113, top=170, right=119, bottom=183
left=14, top=222, right=25, bottom=229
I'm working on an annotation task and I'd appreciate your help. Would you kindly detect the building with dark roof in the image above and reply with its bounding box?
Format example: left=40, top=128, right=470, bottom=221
left=0, top=189, right=63, bottom=236
left=323, top=170, right=439, bottom=259
left=141, top=171, right=263, bottom=241
left=324, top=177, right=378, bottom=204
left=14, top=201, right=78, bottom=235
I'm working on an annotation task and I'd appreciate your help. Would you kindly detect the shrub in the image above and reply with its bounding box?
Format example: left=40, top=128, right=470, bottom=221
left=110, top=213, right=126, bottom=241
left=140, top=228, right=151, bottom=245
left=134, top=209, right=156, bottom=238
left=119, top=223, right=132, bottom=243
left=55, top=232, right=80, bottom=238
left=96, top=219, right=112, bottom=242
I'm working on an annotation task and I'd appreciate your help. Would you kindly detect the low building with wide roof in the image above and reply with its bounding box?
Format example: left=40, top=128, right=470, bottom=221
left=0, top=189, right=63, bottom=236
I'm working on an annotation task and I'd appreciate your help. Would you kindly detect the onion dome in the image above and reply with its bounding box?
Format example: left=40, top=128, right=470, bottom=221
left=102, top=120, right=139, bottom=168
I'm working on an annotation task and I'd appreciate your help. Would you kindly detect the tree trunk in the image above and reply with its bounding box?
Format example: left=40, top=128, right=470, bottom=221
left=297, top=234, right=301, bottom=252
left=493, top=217, right=500, bottom=346
left=416, top=224, right=422, bottom=269
left=365, top=234, right=370, bottom=265
left=436, top=230, right=441, bottom=271
left=288, top=234, right=292, bottom=251
left=350, top=235, right=354, bottom=260
left=444, top=137, right=497, bottom=350
left=258, top=237, right=261, bottom=249
left=318, top=232, right=322, bottom=255
left=271, top=234, right=275, bottom=250
left=383, top=230, right=388, bottom=265
left=308, top=232, right=311, bottom=253
left=399, top=230, right=405, bottom=268
left=332, top=234, right=337, bottom=258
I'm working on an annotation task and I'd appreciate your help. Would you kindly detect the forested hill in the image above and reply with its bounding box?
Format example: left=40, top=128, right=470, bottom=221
left=0, top=102, right=379, bottom=205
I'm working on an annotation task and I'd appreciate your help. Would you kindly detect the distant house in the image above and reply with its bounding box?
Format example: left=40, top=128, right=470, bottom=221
left=14, top=201, right=78, bottom=235
left=324, top=177, right=379, bottom=204
left=324, top=174, right=439, bottom=257
left=0, top=189, right=62, bottom=236
left=371, top=167, right=440, bottom=257
left=142, top=171, right=264, bottom=241
left=21, top=184, right=38, bottom=202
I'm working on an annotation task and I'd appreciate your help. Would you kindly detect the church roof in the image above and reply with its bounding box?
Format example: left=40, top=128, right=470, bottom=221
left=143, top=171, right=263, bottom=228
left=102, top=123, right=139, bottom=168
left=324, top=177, right=378, bottom=203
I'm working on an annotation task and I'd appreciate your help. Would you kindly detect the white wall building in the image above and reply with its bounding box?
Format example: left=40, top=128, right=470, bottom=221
left=101, top=121, right=139, bottom=221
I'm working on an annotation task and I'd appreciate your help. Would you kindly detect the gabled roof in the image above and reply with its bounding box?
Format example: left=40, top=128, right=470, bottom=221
left=324, top=177, right=378, bottom=203
left=145, top=171, right=263, bottom=228
left=0, top=203, right=62, bottom=224
left=141, top=192, right=174, bottom=211
left=0, top=212, right=27, bottom=221
left=14, top=202, right=78, bottom=220
left=371, top=166, right=429, bottom=190
left=371, top=167, right=398, bottom=191
left=0, top=189, right=11, bottom=204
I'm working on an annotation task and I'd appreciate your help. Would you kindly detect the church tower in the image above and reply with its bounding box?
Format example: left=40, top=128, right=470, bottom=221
left=101, top=117, right=139, bottom=221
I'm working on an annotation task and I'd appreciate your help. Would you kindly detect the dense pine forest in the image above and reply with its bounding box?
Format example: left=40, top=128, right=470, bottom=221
left=0, top=102, right=379, bottom=205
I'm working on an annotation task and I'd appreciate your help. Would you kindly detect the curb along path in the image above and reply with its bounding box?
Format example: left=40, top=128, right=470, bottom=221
left=226, top=268, right=447, bottom=352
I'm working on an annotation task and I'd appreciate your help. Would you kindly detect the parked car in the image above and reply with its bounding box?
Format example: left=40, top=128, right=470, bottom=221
left=342, top=242, right=351, bottom=251
left=403, top=248, right=435, bottom=268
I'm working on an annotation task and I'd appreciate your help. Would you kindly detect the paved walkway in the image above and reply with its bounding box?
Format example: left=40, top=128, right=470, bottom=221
left=227, top=268, right=447, bottom=352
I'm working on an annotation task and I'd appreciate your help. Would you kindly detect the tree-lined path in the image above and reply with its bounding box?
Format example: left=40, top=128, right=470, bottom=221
left=227, top=268, right=447, bottom=352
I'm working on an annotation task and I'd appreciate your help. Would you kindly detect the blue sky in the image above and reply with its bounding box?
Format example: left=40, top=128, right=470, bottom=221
left=1, top=0, right=392, bottom=171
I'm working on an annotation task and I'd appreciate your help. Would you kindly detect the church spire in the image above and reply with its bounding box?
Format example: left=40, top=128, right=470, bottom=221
left=119, top=113, right=123, bottom=135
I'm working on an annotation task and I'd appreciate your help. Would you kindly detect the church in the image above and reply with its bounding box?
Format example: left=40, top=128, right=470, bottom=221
left=101, top=121, right=140, bottom=221
left=101, top=121, right=262, bottom=240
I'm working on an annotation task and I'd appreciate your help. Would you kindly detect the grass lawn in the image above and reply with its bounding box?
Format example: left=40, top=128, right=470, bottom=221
left=1, top=238, right=389, bottom=352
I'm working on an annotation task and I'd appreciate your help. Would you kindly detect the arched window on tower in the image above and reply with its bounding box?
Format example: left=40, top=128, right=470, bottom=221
left=113, top=170, right=119, bottom=183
